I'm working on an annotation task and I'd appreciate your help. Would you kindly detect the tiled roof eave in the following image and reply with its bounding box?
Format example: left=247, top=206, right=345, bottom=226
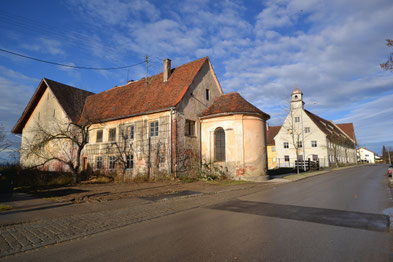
left=79, top=106, right=174, bottom=125
left=200, top=111, right=270, bottom=120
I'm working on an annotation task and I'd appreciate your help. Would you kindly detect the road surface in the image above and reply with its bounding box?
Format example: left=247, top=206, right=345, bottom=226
left=4, top=165, right=393, bottom=261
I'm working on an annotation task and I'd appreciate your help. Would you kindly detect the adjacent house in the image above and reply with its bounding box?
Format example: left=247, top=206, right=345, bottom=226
left=266, top=125, right=280, bottom=169
left=274, top=88, right=357, bottom=168
left=12, top=57, right=271, bottom=181
left=357, top=147, right=375, bottom=163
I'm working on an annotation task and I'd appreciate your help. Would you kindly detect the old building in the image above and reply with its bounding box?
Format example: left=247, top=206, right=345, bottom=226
left=12, top=78, right=93, bottom=171
left=13, top=57, right=270, bottom=181
left=274, top=88, right=357, bottom=168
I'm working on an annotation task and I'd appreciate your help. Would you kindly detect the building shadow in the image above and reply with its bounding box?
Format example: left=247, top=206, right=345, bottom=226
left=209, top=199, right=390, bottom=232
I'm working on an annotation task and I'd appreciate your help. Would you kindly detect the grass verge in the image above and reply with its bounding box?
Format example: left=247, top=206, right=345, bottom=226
left=0, top=204, right=13, bottom=212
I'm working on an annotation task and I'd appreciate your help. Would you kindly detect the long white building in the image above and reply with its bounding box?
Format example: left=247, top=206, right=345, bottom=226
left=274, top=88, right=357, bottom=168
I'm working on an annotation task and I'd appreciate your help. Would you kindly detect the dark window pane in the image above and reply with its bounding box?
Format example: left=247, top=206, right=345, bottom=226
left=215, top=128, right=225, bottom=161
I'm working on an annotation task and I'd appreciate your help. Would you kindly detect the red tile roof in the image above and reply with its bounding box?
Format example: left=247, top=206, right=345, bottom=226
left=200, top=92, right=270, bottom=119
left=266, top=125, right=281, bottom=146
left=12, top=78, right=94, bottom=134
left=80, top=57, right=209, bottom=122
left=336, top=123, right=357, bottom=143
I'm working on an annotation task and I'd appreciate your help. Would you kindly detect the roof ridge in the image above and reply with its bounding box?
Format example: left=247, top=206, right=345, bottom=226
left=96, top=57, right=209, bottom=94
left=43, top=78, right=94, bottom=94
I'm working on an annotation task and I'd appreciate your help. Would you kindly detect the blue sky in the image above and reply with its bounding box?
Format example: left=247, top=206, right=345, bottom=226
left=0, top=0, right=392, bottom=161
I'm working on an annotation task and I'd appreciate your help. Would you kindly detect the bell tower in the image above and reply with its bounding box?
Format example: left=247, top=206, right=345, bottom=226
left=291, top=87, right=304, bottom=110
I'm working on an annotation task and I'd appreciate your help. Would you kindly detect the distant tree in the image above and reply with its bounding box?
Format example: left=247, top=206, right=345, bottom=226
left=381, top=39, right=393, bottom=71
left=382, top=145, right=387, bottom=163
left=0, top=124, right=11, bottom=154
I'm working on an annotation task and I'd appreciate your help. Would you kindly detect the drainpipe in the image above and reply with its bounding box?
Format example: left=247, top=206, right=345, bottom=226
left=199, top=118, right=202, bottom=168
left=170, top=107, right=173, bottom=174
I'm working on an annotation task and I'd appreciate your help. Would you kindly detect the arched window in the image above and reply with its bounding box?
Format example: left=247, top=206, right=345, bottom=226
left=214, top=127, right=225, bottom=162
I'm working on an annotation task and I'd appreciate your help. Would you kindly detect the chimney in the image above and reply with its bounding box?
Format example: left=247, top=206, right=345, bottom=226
left=163, top=58, right=171, bottom=82
left=266, top=122, right=269, bottom=130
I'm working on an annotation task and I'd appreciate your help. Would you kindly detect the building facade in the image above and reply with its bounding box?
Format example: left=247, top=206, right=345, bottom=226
left=357, top=147, right=375, bottom=163
left=13, top=57, right=270, bottom=181
left=274, top=88, right=357, bottom=168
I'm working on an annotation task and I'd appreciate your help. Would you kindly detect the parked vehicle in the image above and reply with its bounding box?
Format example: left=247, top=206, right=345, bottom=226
left=388, top=165, right=393, bottom=177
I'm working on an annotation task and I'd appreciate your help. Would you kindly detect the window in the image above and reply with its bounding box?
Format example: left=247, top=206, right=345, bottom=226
left=272, top=146, right=276, bottom=152
left=283, top=142, right=289, bottom=148
left=284, top=155, right=290, bottom=162
left=185, top=120, right=195, bottom=136
left=126, top=155, right=133, bottom=169
left=295, top=117, right=300, bottom=122
left=214, top=127, right=225, bottom=161
left=108, top=156, right=116, bottom=170
left=298, top=155, right=303, bottom=161
left=130, top=125, right=135, bottom=140
left=297, top=141, right=302, bottom=148
left=109, top=128, right=116, bottom=142
left=150, top=121, right=159, bottom=137
left=95, top=156, right=102, bottom=170
left=305, top=127, right=310, bottom=133
left=86, top=132, right=89, bottom=143
left=311, top=140, right=317, bottom=147
left=96, top=130, right=103, bottom=143
left=312, top=155, right=318, bottom=161
left=206, top=89, right=210, bottom=101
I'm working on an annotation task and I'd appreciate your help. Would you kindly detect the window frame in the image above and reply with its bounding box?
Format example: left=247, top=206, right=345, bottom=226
left=297, top=141, right=302, bottom=148
left=109, top=128, right=117, bottom=142
left=185, top=119, right=196, bottom=137
left=283, top=142, right=289, bottom=148
left=284, top=155, right=290, bottom=162
left=311, top=140, right=317, bottom=147
left=126, top=155, right=133, bottom=169
left=96, top=130, right=103, bottom=143
left=95, top=156, right=102, bottom=170
left=108, top=156, right=116, bottom=170
left=305, top=127, right=310, bottom=133
left=149, top=121, right=159, bottom=137
left=214, top=127, right=225, bottom=162
left=294, top=116, right=300, bottom=122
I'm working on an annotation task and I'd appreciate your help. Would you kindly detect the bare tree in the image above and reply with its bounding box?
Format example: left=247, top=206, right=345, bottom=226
left=282, top=110, right=304, bottom=174
left=0, top=124, right=11, bottom=154
left=328, top=134, right=355, bottom=167
left=381, top=39, right=393, bottom=71
left=22, top=115, right=98, bottom=181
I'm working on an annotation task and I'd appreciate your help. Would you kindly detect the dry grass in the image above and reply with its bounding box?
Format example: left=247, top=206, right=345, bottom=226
left=0, top=204, right=13, bottom=212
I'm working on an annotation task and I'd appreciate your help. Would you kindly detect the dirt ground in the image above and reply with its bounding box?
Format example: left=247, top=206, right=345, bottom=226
left=28, top=180, right=257, bottom=204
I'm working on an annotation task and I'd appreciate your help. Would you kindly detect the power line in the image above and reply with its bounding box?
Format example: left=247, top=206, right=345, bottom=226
left=0, top=48, right=145, bottom=70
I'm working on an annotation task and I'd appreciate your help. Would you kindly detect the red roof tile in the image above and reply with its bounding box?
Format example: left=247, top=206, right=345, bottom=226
left=80, top=57, right=209, bottom=122
left=336, top=123, right=357, bottom=143
left=266, top=125, right=281, bottom=146
left=200, top=92, right=270, bottom=119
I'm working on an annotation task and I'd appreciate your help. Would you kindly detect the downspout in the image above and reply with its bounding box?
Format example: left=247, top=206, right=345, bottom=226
left=242, top=115, right=245, bottom=171
left=170, top=107, right=174, bottom=174
left=199, top=118, right=202, bottom=168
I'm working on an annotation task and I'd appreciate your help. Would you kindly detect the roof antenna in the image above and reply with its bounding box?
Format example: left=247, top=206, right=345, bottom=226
left=145, top=55, right=149, bottom=87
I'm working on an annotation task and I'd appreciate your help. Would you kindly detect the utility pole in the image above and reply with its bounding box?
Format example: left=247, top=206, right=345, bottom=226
left=145, top=55, right=149, bottom=87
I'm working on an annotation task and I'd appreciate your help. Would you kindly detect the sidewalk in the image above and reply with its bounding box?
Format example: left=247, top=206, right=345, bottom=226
left=0, top=180, right=270, bottom=226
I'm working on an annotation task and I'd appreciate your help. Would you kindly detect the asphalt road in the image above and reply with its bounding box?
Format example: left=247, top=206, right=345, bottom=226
left=5, top=165, right=393, bottom=262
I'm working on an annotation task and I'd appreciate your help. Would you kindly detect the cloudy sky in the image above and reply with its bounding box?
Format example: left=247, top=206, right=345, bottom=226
left=0, top=0, right=392, bottom=161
